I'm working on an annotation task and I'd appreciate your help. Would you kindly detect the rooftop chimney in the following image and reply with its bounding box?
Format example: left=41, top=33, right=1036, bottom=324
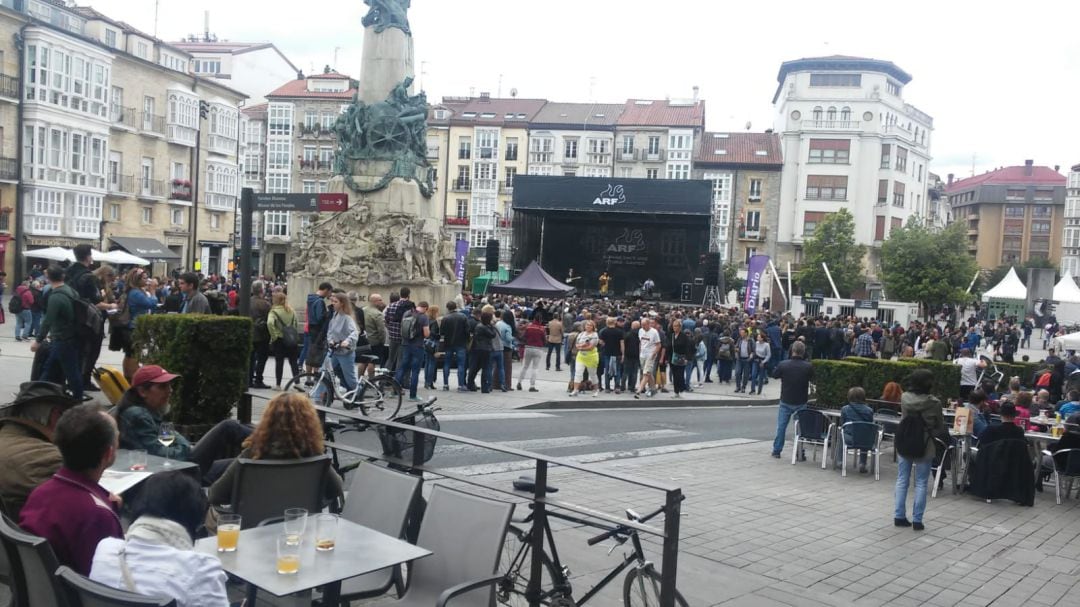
left=692, top=85, right=700, bottom=102
left=947, top=173, right=954, bottom=185
left=1025, top=159, right=1034, bottom=176
left=1055, top=165, right=1060, bottom=173
left=479, top=91, right=491, bottom=102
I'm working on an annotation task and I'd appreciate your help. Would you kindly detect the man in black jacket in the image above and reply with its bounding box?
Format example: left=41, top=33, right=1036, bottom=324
left=978, top=404, right=1026, bottom=445
left=770, top=340, right=814, bottom=458
left=440, top=301, right=470, bottom=391
left=249, top=280, right=271, bottom=389
left=814, top=320, right=831, bottom=360
left=65, top=245, right=116, bottom=392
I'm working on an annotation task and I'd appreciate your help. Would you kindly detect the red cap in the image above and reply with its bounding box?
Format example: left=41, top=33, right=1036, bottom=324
left=131, top=365, right=180, bottom=388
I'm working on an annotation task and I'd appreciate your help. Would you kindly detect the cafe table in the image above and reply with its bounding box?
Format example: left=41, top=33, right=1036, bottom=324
left=101, top=449, right=198, bottom=494
left=195, top=518, right=431, bottom=604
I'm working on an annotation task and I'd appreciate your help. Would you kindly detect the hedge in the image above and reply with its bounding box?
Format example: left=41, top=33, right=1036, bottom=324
left=993, top=361, right=1045, bottom=391
left=842, top=357, right=919, bottom=400
left=132, top=314, right=253, bottom=428
left=813, top=357, right=961, bottom=408
left=811, top=361, right=865, bottom=408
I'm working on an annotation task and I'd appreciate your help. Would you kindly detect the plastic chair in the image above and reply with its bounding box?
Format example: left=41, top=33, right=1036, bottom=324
left=390, top=484, right=514, bottom=607
left=792, top=409, right=832, bottom=469
left=840, top=421, right=884, bottom=480
left=0, top=514, right=71, bottom=607
left=335, top=463, right=423, bottom=603
left=55, top=565, right=176, bottom=607
left=930, top=437, right=954, bottom=499
left=227, top=454, right=331, bottom=528
left=1042, top=447, right=1080, bottom=505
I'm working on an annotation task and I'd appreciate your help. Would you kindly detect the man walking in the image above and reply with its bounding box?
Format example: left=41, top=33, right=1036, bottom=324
left=178, top=272, right=210, bottom=314
left=362, top=293, right=387, bottom=366
left=769, top=341, right=814, bottom=459
left=734, top=328, right=753, bottom=393
left=31, top=266, right=84, bottom=399
left=304, top=282, right=332, bottom=373
left=66, top=245, right=115, bottom=391
left=520, top=315, right=546, bottom=392
left=635, top=317, right=660, bottom=398
left=545, top=315, right=563, bottom=371
left=440, top=301, right=469, bottom=391
left=249, top=280, right=271, bottom=389
left=384, top=287, right=412, bottom=372
left=395, top=300, right=429, bottom=401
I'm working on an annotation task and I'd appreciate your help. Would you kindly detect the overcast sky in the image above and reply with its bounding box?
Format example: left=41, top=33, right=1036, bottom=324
left=87, top=0, right=1080, bottom=180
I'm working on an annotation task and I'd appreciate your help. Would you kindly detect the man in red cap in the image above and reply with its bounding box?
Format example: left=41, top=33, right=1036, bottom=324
left=116, top=365, right=250, bottom=479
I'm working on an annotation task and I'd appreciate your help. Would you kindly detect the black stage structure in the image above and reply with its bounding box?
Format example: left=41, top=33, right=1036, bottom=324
left=511, top=176, right=713, bottom=300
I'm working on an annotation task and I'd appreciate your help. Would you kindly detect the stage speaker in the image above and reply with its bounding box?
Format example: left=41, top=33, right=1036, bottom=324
left=485, top=239, right=500, bottom=271
left=704, top=252, right=721, bottom=285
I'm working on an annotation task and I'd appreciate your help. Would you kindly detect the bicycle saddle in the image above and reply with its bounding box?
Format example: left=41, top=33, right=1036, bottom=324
left=513, top=476, right=559, bottom=494
left=358, top=354, right=381, bottom=364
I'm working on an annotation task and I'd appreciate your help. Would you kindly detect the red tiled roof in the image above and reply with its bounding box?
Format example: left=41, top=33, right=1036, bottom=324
left=242, top=103, right=268, bottom=119
left=694, top=132, right=783, bottom=166
left=448, top=97, right=548, bottom=126
left=945, top=165, right=1066, bottom=193
left=616, top=99, right=705, bottom=128
left=531, top=102, right=625, bottom=127
left=265, top=75, right=356, bottom=100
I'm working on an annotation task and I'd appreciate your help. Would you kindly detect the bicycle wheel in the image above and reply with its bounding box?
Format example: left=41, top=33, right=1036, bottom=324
left=284, top=372, right=334, bottom=409
left=622, top=566, right=688, bottom=607
left=358, top=374, right=403, bottom=420
left=497, top=524, right=567, bottom=607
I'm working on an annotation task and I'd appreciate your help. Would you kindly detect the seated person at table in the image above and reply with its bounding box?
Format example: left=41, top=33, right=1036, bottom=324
left=978, top=404, right=1026, bottom=446
left=998, top=377, right=1022, bottom=406
left=1012, top=392, right=1034, bottom=430
left=117, top=365, right=251, bottom=478
left=840, top=387, right=875, bottom=473
left=19, top=404, right=123, bottom=575
left=1043, top=413, right=1080, bottom=472
left=90, top=471, right=229, bottom=607
left=965, top=389, right=991, bottom=440
left=0, top=381, right=78, bottom=518
left=208, top=392, right=343, bottom=509
left=880, top=382, right=903, bottom=405
left=1057, top=391, right=1080, bottom=418
left=1035, top=389, right=1054, bottom=415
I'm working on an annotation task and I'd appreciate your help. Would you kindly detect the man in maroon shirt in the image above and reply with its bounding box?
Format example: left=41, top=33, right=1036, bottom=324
left=19, top=403, right=123, bottom=575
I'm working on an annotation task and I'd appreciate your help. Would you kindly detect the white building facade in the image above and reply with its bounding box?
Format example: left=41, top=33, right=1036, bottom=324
left=171, top=41, right=298, bottom=105
left=1062, top=164, right=1080, bottom=277
left=772, top=56, right=933, bottom=294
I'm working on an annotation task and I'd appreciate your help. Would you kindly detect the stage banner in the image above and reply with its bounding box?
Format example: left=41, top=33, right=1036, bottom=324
left=454, top=239, right=469, bottom=282
left=745, top=254, right=770, bottom=314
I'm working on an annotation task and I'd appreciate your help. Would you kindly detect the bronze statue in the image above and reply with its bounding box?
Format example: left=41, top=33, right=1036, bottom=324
left=362, top=0, right=412, bottom=35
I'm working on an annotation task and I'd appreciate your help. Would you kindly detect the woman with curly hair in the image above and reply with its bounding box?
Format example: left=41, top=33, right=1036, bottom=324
left=207, top=392, right=343, bottom=507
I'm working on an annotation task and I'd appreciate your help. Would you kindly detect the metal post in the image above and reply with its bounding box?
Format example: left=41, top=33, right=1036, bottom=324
left=191, top=135, right=202, bottom=272
left=659, top=489, right=682, bottom=607
left=238, top=187, right=253, bottom=316
left=526, top=460, right=548, bottom=607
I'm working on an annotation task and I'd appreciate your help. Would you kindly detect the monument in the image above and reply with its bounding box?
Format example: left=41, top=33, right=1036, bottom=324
left=288, top=0, right=459, bottom=308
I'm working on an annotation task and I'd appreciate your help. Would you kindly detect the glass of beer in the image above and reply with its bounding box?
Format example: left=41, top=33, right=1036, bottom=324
left=217, top=514, right=242, bottom=552
left=315, top=514, right=338, bottom=552
left=283, top=508, right=308, bottom=545
left=276, top=534, right=301, bottom=575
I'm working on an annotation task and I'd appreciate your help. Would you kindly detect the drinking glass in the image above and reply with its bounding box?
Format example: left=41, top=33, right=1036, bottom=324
left=276, top=534, right=301, bottom=575
left=283, top=508, right=308, bottom=545
left=217, top=514, right=242, bottom=552
left=315, top=514, right=338, bottom=552
left=128, top=449, right=148, bottom=471
left=158, top=422, right=176, bottom=467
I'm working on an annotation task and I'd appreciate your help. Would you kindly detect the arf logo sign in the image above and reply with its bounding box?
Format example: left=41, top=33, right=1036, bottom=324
left=592, top=184, right=627, bottom=206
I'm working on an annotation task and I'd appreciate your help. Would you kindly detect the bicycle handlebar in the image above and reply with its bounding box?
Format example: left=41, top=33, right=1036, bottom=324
left=586, top=527, right=625, bottom=546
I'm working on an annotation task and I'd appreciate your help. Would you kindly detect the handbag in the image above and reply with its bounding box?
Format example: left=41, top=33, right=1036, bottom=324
left=354, top=332, right=372, bottom=355
left=109, top=293, right=131, bottom=329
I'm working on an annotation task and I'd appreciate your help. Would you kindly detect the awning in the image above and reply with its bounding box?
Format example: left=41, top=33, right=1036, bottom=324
left=110, top=237, right=181, bottom=261
left=512, top=175, right=712, bottom=215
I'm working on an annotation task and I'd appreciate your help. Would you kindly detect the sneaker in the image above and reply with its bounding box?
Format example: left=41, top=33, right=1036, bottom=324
left=592, top=391, right=599, bottom=397
left=894, top=518, right=912, bottom=527
left=274, top=384, right=282, bottom=391
left=912, top=522, right=925, bottom=531
left=528, top=387, right=539, bottom=392
left=633, top=392, right=640, bottom=399
left=672, top=393, right=681, bottom=399
left=516, top=383, right=522, bottom=391
left=771, top=452, right=781, bottom=458
left=408, top=396, right=423, bottom=402
left=646, top=390, right=654, bottom=397
left=251, top=381, right=272, bottom=390
left=570, top=390, right=578, bottom=397
left=443, top=385, right=450, bottom=391
left=458, top=386, right=471, bottom=392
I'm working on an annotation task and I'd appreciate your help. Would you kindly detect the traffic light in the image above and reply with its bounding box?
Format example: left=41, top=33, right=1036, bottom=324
left=199, top=100, right=210, bottom=119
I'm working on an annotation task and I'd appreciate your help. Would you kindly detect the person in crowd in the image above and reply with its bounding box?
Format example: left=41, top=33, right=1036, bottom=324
left=1058, top=390, right=1080, bottom=418
left=750, top=331, right=771, bottom=395
left=894, top=369, right=945, bottom=532
left=422, top=304, right=441, bottom=390
left=495, top=309, right=517, bottom=391
left=383, top=287, right=412, bottom=372
left=716, top=329, right=735, bottom=384
left=953, top=348, right=986, bottom=400
left=966, top=389, right=992, bottom=439
left=31, top=266, right=84, bottom=399
left=395, top=300, right=429, bottom=402
left=439, top=301, right=469, bottom=392
left=769, top=341, right=814, bottom=459
left=999, top=376, right=1023, bottom=405
left=113, top=268, right=159, bottom=380
left=13, top=280, right=35, bottom=341
left=0, top=382, right=78, bottom=518
left=116, top=365, right=250, bottom=477
left=249, top=280, right=272, bottom=390
left=304, top=282, right=333, bottom=374
left=881, top=381, right=903, bottom=405
left=82, top=264, right=117, bottom=389
left=1034, top=389, right=1054, bottom=415
left=324, top=291, right=360, bottom=397
left=90, top=471, right=229, bottom=606
left=178, top=272, right=210, bottom=314
left=979, top=403, right=1026, bottom=445
left=19, top=404, right=123, bottom=575
left=467, top=310, right=496, bottom=393
left=66, top=246, right=117, bottom=393
left=572, top=320, right=600, bottom=397
left=208, top=393, right=342, bottom=508
left=840, top=387, right=875, bottom=473
left=546, top=314, right=564, bottom=372
left=362, top=293, right=388, bottom=368
left=599, top=316, right=625, bottom=394
left=733, top=328, right=754, bottom=393
left=28, top=279, right=44, bottom=338
left=853, top=325, right=876, bottom=358
left=668, top=321, right=692, bottom=399
left=520, top=314, right=546, bottom=392
left=1013, top=391, right=1035, bottom=430
left=621, top=319, right=641, bottom=394
left=635, top=317, right=660, bottom=398
left=267, top=292, right=300, bottom=390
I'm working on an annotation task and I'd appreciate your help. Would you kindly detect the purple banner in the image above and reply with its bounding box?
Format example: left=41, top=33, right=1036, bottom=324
left=454, top=239, right=469, bottom=282
left=745, top=254, right=770, bottom=314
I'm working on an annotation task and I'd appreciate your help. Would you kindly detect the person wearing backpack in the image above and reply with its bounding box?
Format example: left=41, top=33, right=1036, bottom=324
left=30, top=266, right=83, bottom=399
left=267, top=292, right=300, bottom=390
left=395, top=301, right=430, bottom=401
left=12, top=280, right=34, bottom=341
left=894, top=369, right=946, bottom=531
left=65, top=245, right=116, bottom=392
left=249, top=281, right=272, bottom=389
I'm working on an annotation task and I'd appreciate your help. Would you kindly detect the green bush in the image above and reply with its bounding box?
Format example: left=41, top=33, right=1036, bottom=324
left=816, top=357, right=959, bottom=406
left=132, top=314, right=253, bottom=427
left=843, top=358, right=919, bottom=399
left=904, top=359, right=961, bottom=401
left=811, top=360, right=866, bottom=408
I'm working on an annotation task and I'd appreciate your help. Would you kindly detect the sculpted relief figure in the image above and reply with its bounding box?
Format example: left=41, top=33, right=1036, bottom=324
left=362, top=0, right=411, bottom=35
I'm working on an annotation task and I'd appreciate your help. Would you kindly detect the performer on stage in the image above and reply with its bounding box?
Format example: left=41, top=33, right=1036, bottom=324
left=643, top=278, right=655, bottom=297
left=566, top=268, right=579, bottom=285
left=599, top=271, right=610, bottom=296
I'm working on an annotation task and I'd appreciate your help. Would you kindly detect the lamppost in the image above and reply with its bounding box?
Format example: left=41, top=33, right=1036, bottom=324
left=189, top=99, right=210, bottom=273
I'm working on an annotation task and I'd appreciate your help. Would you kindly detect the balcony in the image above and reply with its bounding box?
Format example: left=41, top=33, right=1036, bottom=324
left=426, top=145, right=440, bottom=160
left=445, top=216, right=469, bottom=226
left=107, top=174, right=135, bottom=196
left=0, top=74, right=18, bottom=99
left=208, top=134, right=237, bottom=156
left=141, top=113, right=166, bottom=135
left=137, top=178, right=167, bottom=200
left=562, top=156, right=579, bottom=166
left=619, top=149, right=635, bottom=161
left=500, top=181, right=514, bottom=195
left=169, top=179, right=192, bottom=202
left=637, top=149, right=666, bottom=162
left=0, top=157, right=16, bottom=180
left=299, top=159, right=334, bottom=173
left=243, top=170, right=264, bottom=183
left=167, top=124, right=197, bottom=147
left=473, top=178, right=497, bottom=193
left=477, top=147, right=498, bottom=161
left=452, top=179, right=472, bottom=192
left=206, top=193, right=236, bottom=211
left=738, top=226, right=767, bottom=241
left=882, top=123, right=926, bottom=148
left=804, top=119, right=861, bottom=130
left=110, top=104, right=138, bottom=131
left=296, top=123, right=334, bottom=139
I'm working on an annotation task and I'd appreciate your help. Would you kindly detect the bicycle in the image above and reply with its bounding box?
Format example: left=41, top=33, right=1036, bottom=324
left=497, top=479, right=688, bottom=607
left=285, top=348, right=402, bottom=420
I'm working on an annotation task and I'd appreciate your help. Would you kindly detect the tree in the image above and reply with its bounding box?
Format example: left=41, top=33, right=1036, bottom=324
left=722, top=263, right=746, bottom=294
left=880, top=221, right=977, bottom=313
left=797, top=208, right=863, bottom=297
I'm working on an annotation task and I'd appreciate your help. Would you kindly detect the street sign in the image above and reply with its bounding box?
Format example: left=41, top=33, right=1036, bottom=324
left=318, top=193, right=348, bottom=212
left=802, top=296, right=824, bottom=305
left=253, top=193, right=350, bottom=212
left=853, top=299, right=879, bottom=310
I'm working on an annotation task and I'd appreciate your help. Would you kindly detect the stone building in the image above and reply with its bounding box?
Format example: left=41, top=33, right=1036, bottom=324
left=613, top=98, right=706, bottom=180
left=526, top=101, right=623, bottom=179
left=0, top=2, right=22, bottom=279
left=170, top=39, right=297, bottom=105
left=1064, top=164, right=1080, bottom=278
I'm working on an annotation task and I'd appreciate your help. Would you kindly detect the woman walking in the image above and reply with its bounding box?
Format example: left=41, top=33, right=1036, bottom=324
left=894, top=369, right=945, bottom=531
left=496, top=310, right=517, bottom=391
left=750, top=332, right=772, bottom=395
left=669, top=320, right=692, bottom=399
left=323, top=292, right=359, bottom=397
left=268, top=292, right=300, bottom=390
left=112, top=268, right=158, bottom=380
left=467, top=310, right=496, bottom=393
left=571, top=320, right=600, bottom=397
left=423, top=304, right=441, bottom=389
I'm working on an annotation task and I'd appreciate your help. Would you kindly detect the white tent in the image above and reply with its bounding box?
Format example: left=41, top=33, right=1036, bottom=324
left=981, top=267, right=1027, bottom=301
left=96, top=250, right=150, bottom=266
left=1054, top=272, right=1080, bottom=303
left=1056, top=331, right=1080, bottom=351
left=22, top=247, right=74, bottom=262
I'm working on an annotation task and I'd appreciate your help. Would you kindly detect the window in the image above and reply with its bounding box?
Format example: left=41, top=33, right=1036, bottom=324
left=805, top=212, right=829, bottom=237
left=505, top=137, right=518, bottom=161
left=210, top=213, right=220, bottom=229
left=887, top=81, right=901, bottom=96
left=1005, top=206, right=1026, bottom=218
left=109, top=203, right=120, bottom=221
left=1031, top=221, right=1052, bottom=234
left=891, top=217, right=903, bottom=234
left=104, top=29, right=117, bottom=48
left=142, top=96, right=156, bottom=130
left=668, top=133, right=691, bottom=150
left=1033, top=205, right=1053, bottom=218
left=267, top=141, right=290, bottom=170
left=504, top=167, right=516, bottom=189
left=647, top=136, right=661, bottom=155
left=620, top=167, right=632, bottom=178
left=171, top=208, right=183, bottom=226
left=141, top=207, right=152, bottom=223
left=622, top=135, right=634, bottom=155
left=745, top=210, right=761, bottom=231
left=302, top=180, right=316, bottom=193
left=840, top=107, right=851, bottom=122
left=458, top=136, right=471, bottom=159
left=744, top=247, right=757, bottom=265
left=171, top=162, right=186, bottom=181
left=564, top=138, right=578, bottom=160
left=805, top=175, right=848, bottom=201
left=455, top=165, right=470, bottom=188
left=267, top=104, right=292, bottom=135
left=1065, top=228, right=1080, bottom=248
left=194, top=59, right=221, bottom=74
left=646, top=168, right=658, bottom=179
left=880, top=144, right=891, bottom=169
left=878, top=180, right=889, bottom=204
left=808, top=139, right=850, bottom=164
left=304, top=110, right=318, bottom=129
left=875, top=216, right=885, bottom=241
left=666, top=163, right=689, bottom=180
left=893, top=181, right=906, bottom=207
left=1002, top=236, right=1023, bottom=250
left=895, top=146, right=908, bottom=172
left=140, top=157, right=154, bottom=194
left=135, top=41, right=149, bottom=59
left=813, top=107, right=822, bottom=121
left=809, top=73, right=861, bottom=87
left=456, top=199, right=468, bottom=218
left=749, top=179, right=762, bottom=201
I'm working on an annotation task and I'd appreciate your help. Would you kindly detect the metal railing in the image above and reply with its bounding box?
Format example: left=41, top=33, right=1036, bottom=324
left=137, top=178, right=166, bottom=199
left=738, top=226, right=767, bottom=241
left=0, top=73, right=17, bottom=98
left=235, top=393, right=684, bottom=607
left=299, top=159, right=334, bottom=172
left=805, top=119, right=861, bottom=130
left=500, top=181, right=514, bottom=195
left=108, top=174, right=135, bottom=195
left=110, top=104, right=138, bottom=129
left=297, top=123, right=335, bottom=138
left=141, top=112, right=166, bottom=134
left=452, top=179, right=472, bottom=192
left=0, top=157, right=17, bottom=180
left=637, top=149, right=665, bottom=162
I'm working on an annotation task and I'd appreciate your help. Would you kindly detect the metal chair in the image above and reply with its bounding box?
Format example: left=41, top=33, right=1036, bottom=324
left=792, top=409, right=832, bottom=469
left=876, top=409, right=901, bottom=462
left=391, top=484, right=514, bottom=607
left=0, top=514, right=70, bottom=607
left=840, top=421, right=884, bottom=480
left=55, top=565, right=176, bottom=607
left=335, top=463, right=423, bottom=604
left=1042, top=448, right=1080, bottom=505
left=227, top=454, right=331, bottom=528
left=930, top=437, right=954, bottom=499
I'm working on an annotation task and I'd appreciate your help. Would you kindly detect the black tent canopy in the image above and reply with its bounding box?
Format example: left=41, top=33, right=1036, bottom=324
left=488, top=261, right=575, bottom=297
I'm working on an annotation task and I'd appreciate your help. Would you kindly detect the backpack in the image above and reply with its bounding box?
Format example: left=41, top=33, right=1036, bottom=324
left=58, top=290, right=103, bottom=341
left=400, top=311, right=423, bottom=342
left=895, top=413, right=930, bottom=459
left=393, top=300, right=415, bottom=324
left=8, top=292, right=22, bottom=314
left=1036, top=371, right=1052, bottom=388
left=273, top=311, right=299, bottom=350
left=204, top=290, right=227, bottom=315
